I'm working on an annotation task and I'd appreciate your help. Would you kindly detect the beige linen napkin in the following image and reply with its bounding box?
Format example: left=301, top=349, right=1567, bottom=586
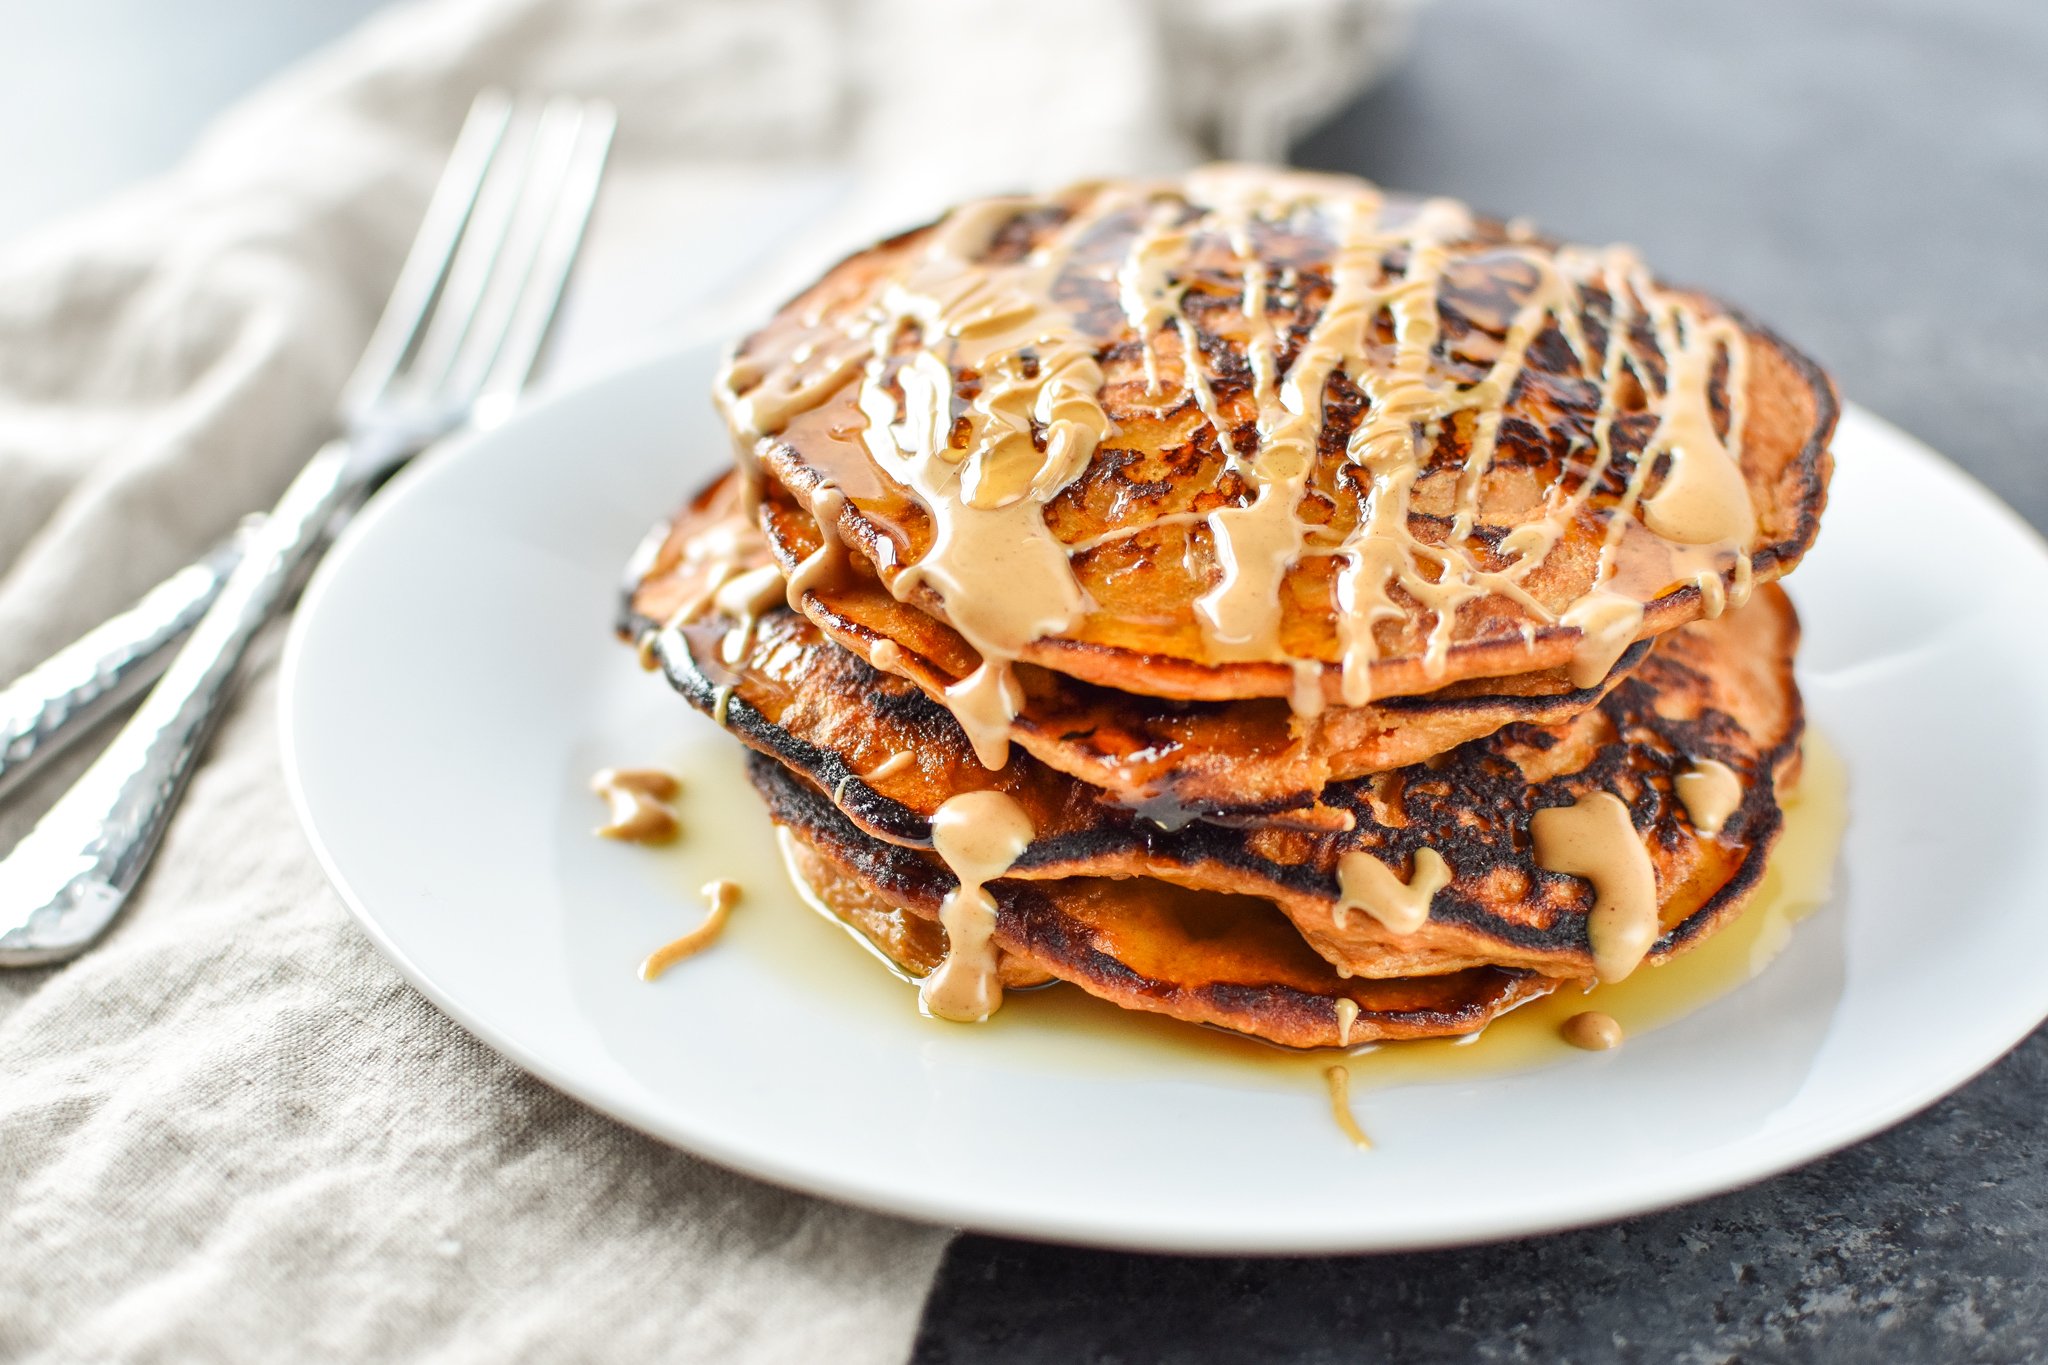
left=0, top=1, right=1407, bottom=1358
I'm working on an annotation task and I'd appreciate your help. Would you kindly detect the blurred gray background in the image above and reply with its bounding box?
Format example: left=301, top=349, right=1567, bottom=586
left=7, top=1, right=2042, bottom=1360
left=7, top=0, right=2039, bottom=534
left=0, top=0, right=387, bottom=239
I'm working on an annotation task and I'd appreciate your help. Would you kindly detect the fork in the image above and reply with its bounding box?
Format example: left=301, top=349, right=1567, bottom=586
left=0, top=90, right=615, bottom=966
left=0, top=529, right=253, bottom=809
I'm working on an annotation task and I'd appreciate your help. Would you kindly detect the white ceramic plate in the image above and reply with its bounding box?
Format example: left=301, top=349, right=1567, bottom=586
left=282, top=338, right=2048, bottom=1253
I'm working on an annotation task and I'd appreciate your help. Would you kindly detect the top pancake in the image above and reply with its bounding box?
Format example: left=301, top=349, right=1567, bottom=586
left=718, top=165, right=1836, bottom=734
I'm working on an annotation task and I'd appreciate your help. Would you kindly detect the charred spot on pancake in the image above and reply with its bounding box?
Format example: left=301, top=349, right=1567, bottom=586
left=1049, top=444, right=1180, bottom=524
left=984, top=204, right=1072, bottom=263
left=1524, top=323, right=1579, bottom=376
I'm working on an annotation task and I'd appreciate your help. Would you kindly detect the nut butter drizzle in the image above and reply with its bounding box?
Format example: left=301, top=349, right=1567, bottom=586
left=1333, top=997, right=1360, bottom=1048
left=919, top=790, right=1037, bottom=1022
left=1561, top=1010, right=1623, bottom=1051
left=1676, top=758, right=1743, bottom=836
left=1560, top=252, right=1757, bottom=672
left=849, top=201, right=1115, bottom=769
left=864, top=751, right=915, bottom=782
left=1531, top=791, right=1660, bottom=982
left=1197, top=182, right=1435, bottom=665
left=785, top=484, right=851, bottom=611
left=647, top=511, right=787, bottom=672
left=591, top=768, right=682, bottom=845
left=641, top=879, right=742, bottom=981
left=1333, top=847, right=1451, bottom=936
left=715, top=166, right=1762, bottom=757
left=1323, top=1065, right=1373, bottom=1150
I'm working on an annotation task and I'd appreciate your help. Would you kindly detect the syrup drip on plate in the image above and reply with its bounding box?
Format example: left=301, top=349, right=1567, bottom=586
left=705, top=729, right=1847, bottom=1146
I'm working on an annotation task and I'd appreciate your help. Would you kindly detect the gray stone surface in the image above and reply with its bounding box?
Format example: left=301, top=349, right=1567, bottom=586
left=913, top=1028, right=2045, bottom=1360
left=913, top=1, right=2048, bottom=1359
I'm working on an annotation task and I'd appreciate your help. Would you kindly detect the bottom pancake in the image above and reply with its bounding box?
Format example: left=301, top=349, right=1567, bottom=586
left=755, top=751, right=1561, bottom=1049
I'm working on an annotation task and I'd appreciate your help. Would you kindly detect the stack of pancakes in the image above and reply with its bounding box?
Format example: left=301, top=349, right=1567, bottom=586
left=622, top=166, right=1837, bottom=1049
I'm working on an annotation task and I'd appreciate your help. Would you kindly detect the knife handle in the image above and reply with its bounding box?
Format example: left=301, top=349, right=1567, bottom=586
left=0, top=529, right=254, bottom=807
left=0, top=441, right=357, bottom=966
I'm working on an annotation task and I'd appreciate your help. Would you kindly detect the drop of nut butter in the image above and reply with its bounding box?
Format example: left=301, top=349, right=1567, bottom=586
left=1561, top=1010, right=1624, bottom=1051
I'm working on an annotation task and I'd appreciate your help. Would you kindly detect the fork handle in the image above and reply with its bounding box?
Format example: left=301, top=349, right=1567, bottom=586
left=0, top=441, right=358, bottom=966
left=0, top=528, right=253, bottom=807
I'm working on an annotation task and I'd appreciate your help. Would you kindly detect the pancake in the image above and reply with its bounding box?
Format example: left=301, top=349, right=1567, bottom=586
left=716, top=166, right=1836, bottom=769
left=628, top=471, right=1651, bottom=828
left=763, top=754, right=1559, bottom=1049
left=649, top=577, right=1805, bottom=983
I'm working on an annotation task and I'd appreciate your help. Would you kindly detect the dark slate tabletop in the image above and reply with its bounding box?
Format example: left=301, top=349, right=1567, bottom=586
left=912, top=2, right=2048, bottom=1360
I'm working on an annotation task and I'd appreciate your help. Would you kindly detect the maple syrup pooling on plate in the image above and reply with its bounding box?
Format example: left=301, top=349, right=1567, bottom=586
left=739, top=730, right=1847, bottom=1148
left=715, top=165, right=1761, bottom=756
left=626, top=706, right=1844, bottom=1150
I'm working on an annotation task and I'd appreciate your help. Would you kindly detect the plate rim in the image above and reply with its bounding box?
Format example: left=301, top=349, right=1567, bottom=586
left=279, top=339, right=2048, bottom=1253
